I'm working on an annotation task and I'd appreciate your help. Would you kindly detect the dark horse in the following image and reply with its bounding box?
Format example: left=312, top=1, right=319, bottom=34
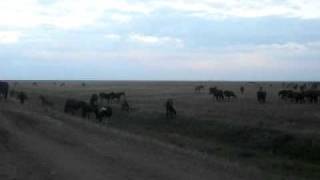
left=209, top=87, right=224, bottom=101
left=165, top=99, right=176, bottom=119
left=80, top=101, right=97, bottom=119
left=304, top=90, right=320, bottom=104
left=81, top=94, right=100, bottom=119
left=290, top=91, right=305, bottom=104
left=0, top=81, right=9, bottom=100
left=257, top=87, right=267, bottom=104
left=279, top=90, right=305, bottom=103
left=99, top=92, right=112, bottom=104
left=82, top=103, right=112, bottom=122
left=64, top=99, right=85, bottom=115
left=64, top=98, right=112, bottom=122
left=278, top=89, right=293, bottom=100
left=96, top=106, right=112, bottom=122
left=17, top=91, right=28, bottom=104
left=223, top=90, right=237, bottom=101
left=82, top=104, right=112, bottom=122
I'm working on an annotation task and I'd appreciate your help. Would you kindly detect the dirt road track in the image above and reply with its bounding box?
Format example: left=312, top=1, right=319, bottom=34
left=0, top=102, right=278, bottom=180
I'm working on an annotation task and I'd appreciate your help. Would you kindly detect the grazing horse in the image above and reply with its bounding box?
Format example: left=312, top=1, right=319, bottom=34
left=223, top=90, right=237, bottom=100
left=64, top=99, right=84, bottom=115
left=257, top=87, right=267, bottom=104
left=96, top=106, right=112, bottom=122
left=81, top=82, right=86, bottom=87
left=17, top=91, right=28, bottom=104
left=240, top=86, right=245, bottom=95
left=99, top=92, right=112, bottom=104
left=111, top=92, right=125, bottom=103
left=60, top=82, right=65, bottom=87
left=165, top=99, right=176, bottom=118
left=32, top=82, right=38, bottom=86
left=209, top=87, right=224, bottom=101
left=194, top=85, right=204, bottom=93
left=39, top=95, right=54, bottom=107
left=0, top=81, right=9, bottom=100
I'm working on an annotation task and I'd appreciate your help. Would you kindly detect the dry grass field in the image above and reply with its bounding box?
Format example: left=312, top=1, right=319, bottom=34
left=1, top=80, right=320, bottom=179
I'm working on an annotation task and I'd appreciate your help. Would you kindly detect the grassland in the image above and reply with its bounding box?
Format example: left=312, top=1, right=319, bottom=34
left=2, top=80, right=320, bottom=179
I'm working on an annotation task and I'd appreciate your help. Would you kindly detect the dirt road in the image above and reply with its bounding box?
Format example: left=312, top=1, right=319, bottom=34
left=0, top=101, right=279, bottom=180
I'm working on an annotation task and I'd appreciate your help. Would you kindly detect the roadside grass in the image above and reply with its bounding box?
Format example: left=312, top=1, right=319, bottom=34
left=108, top=112, right=320, bottom=179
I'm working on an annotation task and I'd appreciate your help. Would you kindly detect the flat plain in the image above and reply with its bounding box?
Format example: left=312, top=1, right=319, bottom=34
left=0, top=80, right=319, bottom=180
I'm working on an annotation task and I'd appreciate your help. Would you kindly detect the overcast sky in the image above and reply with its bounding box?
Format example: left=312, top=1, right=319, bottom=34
left=0, top=0, right=319, bottom=81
